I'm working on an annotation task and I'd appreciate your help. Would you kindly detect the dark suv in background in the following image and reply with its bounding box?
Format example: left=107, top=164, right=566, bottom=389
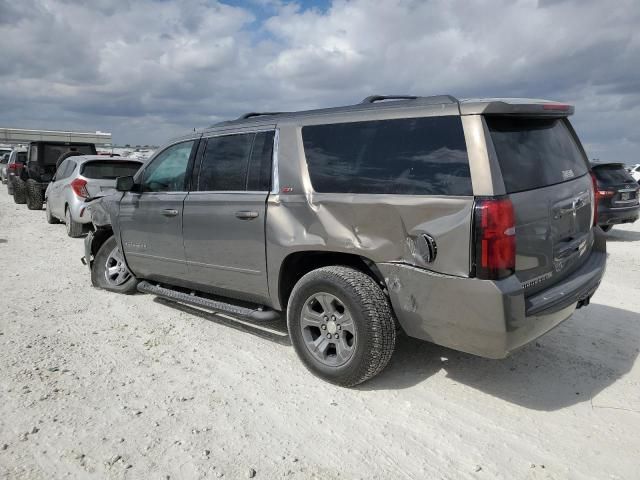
left=6, top=148, right=28, bottom=202
left=18, top=141, right=97, bottom=210
left=591, top=162, right=639, bottom=231
left=83, top=95, right=606, bottom=386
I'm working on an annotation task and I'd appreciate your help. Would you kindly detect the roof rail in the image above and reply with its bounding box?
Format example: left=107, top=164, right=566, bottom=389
left=360, top=94, right=459, bottom=105
left=237, top=112, right=286, bottom=120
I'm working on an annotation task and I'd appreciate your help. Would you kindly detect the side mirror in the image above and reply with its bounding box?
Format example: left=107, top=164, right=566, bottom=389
left=116, top=176, right=135, bottom=192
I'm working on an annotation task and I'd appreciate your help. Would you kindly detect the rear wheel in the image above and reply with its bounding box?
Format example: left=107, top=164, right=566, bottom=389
left=287, top=266, right=396, bottom=387
left=65, top=206, right=84, bottom=237
left=91, top=236, right=138, bottom=293
left=13, top=178, right=26, bottom=204
left=26, top=180, right=44, bottom=210
left=46, top=201, right=60, bottom=224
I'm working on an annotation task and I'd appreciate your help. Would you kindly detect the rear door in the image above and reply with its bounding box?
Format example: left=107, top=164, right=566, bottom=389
left=119, top=140, right=197, bottom=281
left=182, top=130, right=274, bottom=302
left=485, top=116, right=593, bottom=294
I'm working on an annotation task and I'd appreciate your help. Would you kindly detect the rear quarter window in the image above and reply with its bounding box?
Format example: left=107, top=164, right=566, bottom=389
left=486, top=117, right=589, bottom=193
left=302, top=116, right=472, bottom=195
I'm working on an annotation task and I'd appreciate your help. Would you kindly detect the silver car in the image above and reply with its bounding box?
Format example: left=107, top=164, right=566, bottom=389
left=45, top=155, right=143, bottom=237
left=0, top=151, right=11, bottom=183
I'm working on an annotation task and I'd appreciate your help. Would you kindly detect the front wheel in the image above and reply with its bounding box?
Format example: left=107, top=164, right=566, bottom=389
left=91, top=236, right=138, bottom=293
left=287, top=266, right=396, bottom=387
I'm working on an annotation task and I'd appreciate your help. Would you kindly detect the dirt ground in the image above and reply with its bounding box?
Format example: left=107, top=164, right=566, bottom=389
left=0, top=189, right=639, bottom=480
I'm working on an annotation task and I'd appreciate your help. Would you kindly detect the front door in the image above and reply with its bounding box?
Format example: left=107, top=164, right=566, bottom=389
left=182, top=131, right=274, bottom=303
left=119, top=139, right=197, bottom=281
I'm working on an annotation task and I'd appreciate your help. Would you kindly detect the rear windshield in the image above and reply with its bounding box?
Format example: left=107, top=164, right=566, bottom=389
left=81, top=161, right=142, bottom=179
left=486, top=117, right=589, bottom=193
left=592, top=165, right=635, bottom=184
left=42, top=144, right=95, bottom=165
left=302, top=116, right=472, bottom=196
left=16, top=152, right=27, bottom=163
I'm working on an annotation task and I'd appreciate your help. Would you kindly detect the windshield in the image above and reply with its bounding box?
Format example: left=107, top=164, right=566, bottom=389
left=81, top=160, right=142, bottom=179
left=486, top=117, right=589, bottom=193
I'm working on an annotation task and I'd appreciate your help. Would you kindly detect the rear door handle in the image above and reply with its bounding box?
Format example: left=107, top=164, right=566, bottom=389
left=161, top=209, right=179, bottom=217
left=235, top=210, right=259, bottom=220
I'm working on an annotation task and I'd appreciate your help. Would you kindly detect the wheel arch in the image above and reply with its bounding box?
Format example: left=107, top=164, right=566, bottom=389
left=277, top=250, right=386, bottom=311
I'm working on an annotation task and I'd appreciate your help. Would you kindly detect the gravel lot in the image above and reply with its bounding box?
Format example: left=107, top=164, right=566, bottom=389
left=1, top=189, right=639, bottom=480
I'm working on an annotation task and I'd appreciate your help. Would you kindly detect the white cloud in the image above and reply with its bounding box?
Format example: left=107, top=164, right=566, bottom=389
left=0, top=0, right=638, bottom=162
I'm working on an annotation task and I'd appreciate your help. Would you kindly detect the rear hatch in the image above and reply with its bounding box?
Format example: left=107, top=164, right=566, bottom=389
left=485, top=116, right=593, bottom=295
left=80, top=159, right=143, bottom=196
left=592, top=163, right=639, bottom=209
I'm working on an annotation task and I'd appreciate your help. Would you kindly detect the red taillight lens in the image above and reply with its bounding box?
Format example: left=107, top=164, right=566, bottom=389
left=474, top=197, right=516, bottom=280
left=8, top=163, right=18, bottom=171
left=70, top=178, right=89, bottom=198
left=590, top=172, right=599, bottom=226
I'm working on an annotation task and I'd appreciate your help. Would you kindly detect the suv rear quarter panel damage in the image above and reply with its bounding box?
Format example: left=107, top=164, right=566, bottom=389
left=266, top=125, right=474, bottom=310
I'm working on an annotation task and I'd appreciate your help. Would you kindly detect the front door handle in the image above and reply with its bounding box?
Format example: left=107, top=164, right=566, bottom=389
left=235, top=210, right=259, bottom=220
left=161, top=209, right=179, bottom=217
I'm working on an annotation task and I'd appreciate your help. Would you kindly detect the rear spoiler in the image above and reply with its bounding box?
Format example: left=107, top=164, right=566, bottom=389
left=460, top=100, right=574, bottom=116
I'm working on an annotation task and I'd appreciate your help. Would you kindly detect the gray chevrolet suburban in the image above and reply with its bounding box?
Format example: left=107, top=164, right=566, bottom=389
left=83, top=95, right=606, bottom=386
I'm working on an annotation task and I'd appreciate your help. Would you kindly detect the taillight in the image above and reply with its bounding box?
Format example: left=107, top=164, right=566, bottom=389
left=70, top=178, right=89, bottom=198
left=590, top=172, right=599, bottom=226
left=8, top=163, right=18, bottom=171
left=598, top=190, right=615, bottom=197
left=473, top=196, right=516, bottom=280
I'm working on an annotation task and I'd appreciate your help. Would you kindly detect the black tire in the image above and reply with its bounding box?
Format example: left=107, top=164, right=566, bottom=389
left=600, top=225, right=613, bottom=232
left=64, top=206, right=84, bottom=237
left=287, top=266, right=396, bottom=387
left=91, top=236, right=138, bottom=293
left=13, top=178, right=26, bottom=204
left=26, top=179, right=44, bottom=210
left=45, top=201, right=60, bottom=224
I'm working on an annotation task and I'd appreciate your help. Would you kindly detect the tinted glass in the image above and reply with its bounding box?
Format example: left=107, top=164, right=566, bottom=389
left=302, top=116, right=472, bottom=195
left=81, top=161, right=142, bottom=179
left=142, top=141, right=194, bottom=192
left=56, top=160, right=75, bottom=180
left=487, top=117, right=589, bottom=193
left=16, top=152, right=27, bottom=164
left=198, top=134, right=253, bottom=191
left=42, top=144, right=94, bottom=165
left=593, top=165, right=635, bottom=184
left=247, top=131, right=274, bottom=191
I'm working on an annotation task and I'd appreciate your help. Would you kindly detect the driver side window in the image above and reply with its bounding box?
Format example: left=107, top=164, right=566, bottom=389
left=142, top=141, right=194, bottom=193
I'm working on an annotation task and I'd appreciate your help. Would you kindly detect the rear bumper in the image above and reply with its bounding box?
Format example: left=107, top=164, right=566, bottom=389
left=597, top=204, right=639, bottom=226
left=378, top=230, right=607, bottom=359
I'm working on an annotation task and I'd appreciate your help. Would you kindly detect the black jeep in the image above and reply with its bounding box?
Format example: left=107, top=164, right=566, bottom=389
left=19, top=141, right=97, bottom=210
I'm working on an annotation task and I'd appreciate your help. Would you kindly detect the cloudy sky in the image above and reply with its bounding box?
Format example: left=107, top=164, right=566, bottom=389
left=0, top=0, right=638, bottom=162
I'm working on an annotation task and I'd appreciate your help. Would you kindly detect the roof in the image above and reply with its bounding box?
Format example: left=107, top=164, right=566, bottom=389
left=203, top=95, right=575, bottom=133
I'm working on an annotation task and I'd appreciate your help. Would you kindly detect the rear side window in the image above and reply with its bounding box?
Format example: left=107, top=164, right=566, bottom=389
left=198, top=134, right=253, bottom=191
left=592, top=165, right=635, bottom=184
left=486, top=117, right=589, bottom=193
left=81, top=161, right=142, bottom=179
left=246, top=131, right=274, bottom=191
left=302, top=116, right=472, bottom=195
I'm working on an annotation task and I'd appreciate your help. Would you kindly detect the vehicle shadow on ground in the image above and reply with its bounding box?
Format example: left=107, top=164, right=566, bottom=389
left=359, top=303, right=640, bottom=411
left=153, top=297, right=291, bottom=346
left=604, top=229, right=640, bottom=242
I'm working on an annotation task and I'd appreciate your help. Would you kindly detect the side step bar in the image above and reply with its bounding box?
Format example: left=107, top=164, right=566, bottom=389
left=137, top=281, right=280, bottom=322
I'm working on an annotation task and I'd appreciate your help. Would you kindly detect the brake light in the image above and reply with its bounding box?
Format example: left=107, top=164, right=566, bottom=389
left=590, top=172, right=599, bottom=226
left=473, top=197, right=516, bottom=280
left=598, top=190, right=615, bottom=197
left=8, top=163, right=18, bottom=171
left=543, top=103, right=571, bottom=111
left=70, top=178, right=89, bottom=198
